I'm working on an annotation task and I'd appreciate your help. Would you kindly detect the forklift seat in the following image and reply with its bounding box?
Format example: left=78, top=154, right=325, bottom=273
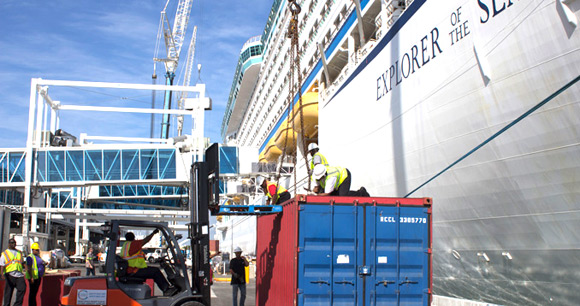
left=115, top=255, right=151, bottom=299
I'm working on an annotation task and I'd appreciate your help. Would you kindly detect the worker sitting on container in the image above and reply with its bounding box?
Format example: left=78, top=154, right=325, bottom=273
left=307, top=143, right=328, bottom=173
left=312, top=164, right=352, bottom=196
left=257, top=176, right=291, bottom=204
left=121, top=230, right=178, bottom=296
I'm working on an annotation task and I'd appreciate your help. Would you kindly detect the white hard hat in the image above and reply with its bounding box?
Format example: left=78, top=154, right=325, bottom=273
left=307, top=143, right=318, bottom=152
left=312, top=164, right=327, bottom=180
left=256, top=176, right=265, bottom=186
left=234, top=246, right=242, bottom=253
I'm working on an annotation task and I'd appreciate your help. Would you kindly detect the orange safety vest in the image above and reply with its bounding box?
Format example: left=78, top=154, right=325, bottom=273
left=265, top=182, right=287, bottom=199
left=120, top=241, right=147, bottom=269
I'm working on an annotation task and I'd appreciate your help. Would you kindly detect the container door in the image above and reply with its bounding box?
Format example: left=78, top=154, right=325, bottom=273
left=298, top=204, right=361, bottom=306
left=298, top=204, right=332, bottom=305
left=330, top=204, right=360, bottom=305
left=366, top=206, right=400, bottom=305
left=366, top=205, right=430, bottom=305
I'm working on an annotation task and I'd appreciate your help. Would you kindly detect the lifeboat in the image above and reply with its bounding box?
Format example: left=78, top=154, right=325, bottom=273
left=262, top=138, right=282, bottom=162
left=291, top=91, right=318, bottom=138
left=259, top=90, right=319, bottom=162
left=274, top=121, right=297, bottom=154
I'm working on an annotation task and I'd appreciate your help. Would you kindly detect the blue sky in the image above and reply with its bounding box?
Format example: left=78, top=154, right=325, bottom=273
left=0, top=0, right=272, bottom=148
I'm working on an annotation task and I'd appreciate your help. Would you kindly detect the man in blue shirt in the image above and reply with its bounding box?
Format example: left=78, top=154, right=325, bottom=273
left=25, top=242, right=45, bottom=306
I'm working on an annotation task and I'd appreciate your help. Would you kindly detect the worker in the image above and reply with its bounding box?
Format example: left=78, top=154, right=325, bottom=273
left=257, top=176, right=291, bottom=204
left=307, top=143, right=328, bottom=171
left=121, top=230, right=178, bottom=296
left=0, top=238, right=25, bottom=306
left=229, top=246, right=249, bottom=306
left=25, top=243, right=46, bottom=306
left=312, top=164, right=351, bottom=196
left=85, top=247, right=96, bottom=276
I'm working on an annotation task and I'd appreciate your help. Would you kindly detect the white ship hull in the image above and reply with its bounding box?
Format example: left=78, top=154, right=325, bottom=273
left=319, top=0, right=580, bottom=304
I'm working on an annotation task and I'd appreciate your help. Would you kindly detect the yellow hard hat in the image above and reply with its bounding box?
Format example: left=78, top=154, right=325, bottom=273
left=31, top=242, right=40, bottom=250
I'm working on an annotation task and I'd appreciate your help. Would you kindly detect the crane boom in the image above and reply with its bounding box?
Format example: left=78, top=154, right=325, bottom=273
left=177, top=25, right=197, bottom=136
left=156, top=0, right=194, bottom=139
left=165, top=0, right=193, bottom=73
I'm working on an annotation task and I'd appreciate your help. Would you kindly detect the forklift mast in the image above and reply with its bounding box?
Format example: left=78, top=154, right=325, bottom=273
left=189, top=143, right=219, bottom=305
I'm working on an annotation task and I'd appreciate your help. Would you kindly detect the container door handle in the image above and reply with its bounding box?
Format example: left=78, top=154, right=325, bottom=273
left=376, top=280, right=395, bottom=287
left=399, top=277, right=418, bottom=286
left=310, top=280, right=330, bottom=285
left=334, top=280, right=355, bottom=286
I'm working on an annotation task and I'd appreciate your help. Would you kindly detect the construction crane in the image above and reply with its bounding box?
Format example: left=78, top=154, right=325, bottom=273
left=177, top=25, right=197, bottom=137
left=153, top=0, right=194, bottom=139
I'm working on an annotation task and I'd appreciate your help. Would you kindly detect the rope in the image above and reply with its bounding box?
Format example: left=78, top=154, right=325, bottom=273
left=405, top=74, right=580, bottom=198
left=274, top=0, right=310, bottom=201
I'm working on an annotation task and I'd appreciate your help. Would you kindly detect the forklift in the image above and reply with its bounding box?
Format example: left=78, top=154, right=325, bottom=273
left=61, top=144, right=220, bottom=306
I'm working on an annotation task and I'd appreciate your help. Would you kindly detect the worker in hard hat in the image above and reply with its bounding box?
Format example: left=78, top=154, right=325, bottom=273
left=312, top=164, right=352, bottom=196
left=230, top=246, right=249, bottom=306
left=0, top=238, right=25, bottom=306
left=25, top=242, right=46, bottom=306
left=256, top=176, right=291, bottom=204
left=307, top=143, right=328, bottom=172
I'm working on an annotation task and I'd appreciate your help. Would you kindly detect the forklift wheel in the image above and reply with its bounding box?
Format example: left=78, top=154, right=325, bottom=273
left=178, top=302, right=204, bottom=306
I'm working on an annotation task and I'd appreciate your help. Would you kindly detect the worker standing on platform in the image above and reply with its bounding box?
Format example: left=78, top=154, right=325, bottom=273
left=257, top=176, right=291, bottom=204
left=312, top=164, right=352, bottom=196
left=121, top=230, right=178, bottom=296
left=0, top=238, right=25, bottom=306
left=25, top=243, right=45, bottom=306
left=230, top=246, right=249, bottom=306
left=307, top=143, right=328, bottom=172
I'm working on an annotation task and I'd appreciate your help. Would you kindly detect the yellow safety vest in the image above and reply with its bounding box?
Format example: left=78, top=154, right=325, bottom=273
left=25, top=255, right=39, bottom=279
left=319, top=166, right=348, bottom=190
left=265, top=182, right=287, bottom=200
left=309, top=152, right=329, bottom=170
left=3, top=250, right=23, bottom=273
left=121, top=241, right=147, bottom=269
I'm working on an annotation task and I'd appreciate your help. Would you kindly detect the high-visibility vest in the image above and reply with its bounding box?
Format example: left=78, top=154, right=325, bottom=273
left=121, top=241, right=147, bottom=269
left=309, top=152, right=329, bottom=170
left=265, top=182, right=287, bottom=200
left=2, top=250, right=23, bottom=273
left=25, top=255, right=39, bottom=279
left=319, top=166, right=348, bottom=190
left=86, top=253, right=94, bottom=264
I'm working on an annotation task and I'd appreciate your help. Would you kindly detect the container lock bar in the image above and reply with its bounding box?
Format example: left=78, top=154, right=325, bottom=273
left=334, top=280, right=355, bottom=286
left=310, top=280, right=330, bottom=285
left=377, top=280, right=396, bottom=287
left=399, top=277, right=418, bottom=286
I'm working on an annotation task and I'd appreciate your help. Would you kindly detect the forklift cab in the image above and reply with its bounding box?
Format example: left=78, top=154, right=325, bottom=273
left=61, top=220, right=205, bottom=306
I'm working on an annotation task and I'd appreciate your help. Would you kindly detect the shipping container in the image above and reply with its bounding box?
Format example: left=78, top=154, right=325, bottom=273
left=256, top=195, right=432, bottom=306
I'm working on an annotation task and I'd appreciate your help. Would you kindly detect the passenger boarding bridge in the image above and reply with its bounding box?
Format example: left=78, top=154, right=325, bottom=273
left=0, top=78, right=210, bottom=252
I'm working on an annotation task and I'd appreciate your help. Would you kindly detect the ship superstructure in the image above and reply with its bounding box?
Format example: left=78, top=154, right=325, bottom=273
left=222, top=0, right=580, bottom=305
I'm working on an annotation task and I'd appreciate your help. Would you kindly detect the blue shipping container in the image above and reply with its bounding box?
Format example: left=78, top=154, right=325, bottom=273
left=256, top=196, right=432, bottom=306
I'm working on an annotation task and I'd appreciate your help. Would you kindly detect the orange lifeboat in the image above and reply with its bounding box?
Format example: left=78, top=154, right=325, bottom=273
left=274, top=121, right=297, bottom=154
left=291, top=91, right=318, bottom=138
left=262, top=138, right=282, bottom=162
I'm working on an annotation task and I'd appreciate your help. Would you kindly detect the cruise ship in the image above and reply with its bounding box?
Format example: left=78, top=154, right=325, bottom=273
left=220, top=0, right=580, bottom=305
